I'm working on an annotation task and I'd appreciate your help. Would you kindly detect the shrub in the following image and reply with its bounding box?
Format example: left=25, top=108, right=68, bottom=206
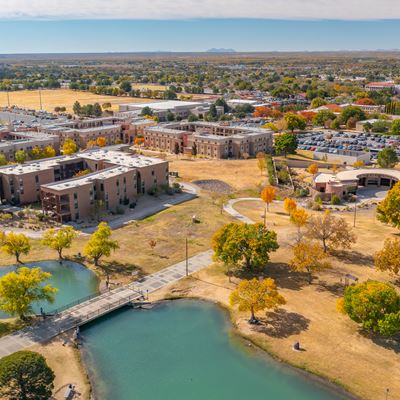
left=331, top=194, right=341, bottom=205
left=294, top=188, right=309, bottom=198
left=314, top=194, right=323, bottom=205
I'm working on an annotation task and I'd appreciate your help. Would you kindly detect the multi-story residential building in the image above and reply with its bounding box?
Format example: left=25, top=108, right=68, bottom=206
left=143, top=122, right=273, bottom=159
left=365, top=82, right=400, bottom=93
left=0, top=130, right=60, bottom=161
left=0, top=148, right=169, bottom=222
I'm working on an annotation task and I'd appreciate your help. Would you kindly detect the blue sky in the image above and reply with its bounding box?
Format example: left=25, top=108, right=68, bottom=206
left=1, top=0, right=400, bottom=53
left=1, top=19, right=400, bottom=54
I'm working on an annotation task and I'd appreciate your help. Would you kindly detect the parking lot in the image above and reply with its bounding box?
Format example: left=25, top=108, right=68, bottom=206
left=297, top=131, right=400, bottom=160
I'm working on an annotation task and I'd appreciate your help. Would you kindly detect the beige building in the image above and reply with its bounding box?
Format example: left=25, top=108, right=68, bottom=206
left=0, top=131, right=60, bottom=161
left=0, top=149, right=169, bottom=222
left=144, top=122, right=273, bottom=159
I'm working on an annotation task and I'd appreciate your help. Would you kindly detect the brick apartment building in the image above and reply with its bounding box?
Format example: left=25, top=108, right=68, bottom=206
left=143, top=122, right=273, bottom=159
left=0, top=130, right=60, bottom=161
left=0, top=149, right=169, bottom=222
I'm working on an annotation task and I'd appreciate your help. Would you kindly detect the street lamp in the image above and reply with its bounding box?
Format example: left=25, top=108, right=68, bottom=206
left=352, top=194, right=357, bottom=228
left=185, top=237, right=189, bottom=276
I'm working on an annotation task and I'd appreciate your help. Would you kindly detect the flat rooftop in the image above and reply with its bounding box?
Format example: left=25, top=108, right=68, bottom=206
left=120, top=100, right=203, bottom=110
left=315, top=168, right=400, bottom=183
left=42, top=166, right=132, bottom=191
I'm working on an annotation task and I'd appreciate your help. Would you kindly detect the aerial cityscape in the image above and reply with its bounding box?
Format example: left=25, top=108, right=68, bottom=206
left=0, top=1, right=399, bottom=400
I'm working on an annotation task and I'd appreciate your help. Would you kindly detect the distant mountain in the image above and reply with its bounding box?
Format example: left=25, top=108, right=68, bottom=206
left=207, top=48, right=236, bottom=53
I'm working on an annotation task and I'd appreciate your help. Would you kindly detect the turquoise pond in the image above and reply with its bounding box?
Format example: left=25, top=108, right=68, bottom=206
left=81, top=300, right=349, bottom=400
left=0, top=260, right=99, bottom=318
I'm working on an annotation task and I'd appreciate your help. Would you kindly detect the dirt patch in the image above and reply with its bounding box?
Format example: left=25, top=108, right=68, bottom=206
left=192, top=179, right=234, bottom=194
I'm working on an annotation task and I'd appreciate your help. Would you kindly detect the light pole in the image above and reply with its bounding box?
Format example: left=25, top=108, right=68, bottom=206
left=185, top=237, right=189, bottom=276
left=386, top=388, right=390, bottom=400
left=353, top=195, right=357, bottom=228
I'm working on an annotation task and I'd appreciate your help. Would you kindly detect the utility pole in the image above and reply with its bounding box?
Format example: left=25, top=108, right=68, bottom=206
left=185, top=237, right=189, bottom=276
left=6, top=90, right=10, bottom=107
left=39, top=89, right=43, bottom=110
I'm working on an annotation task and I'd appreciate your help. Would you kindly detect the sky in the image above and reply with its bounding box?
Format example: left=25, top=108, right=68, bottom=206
left=0, top=0, right=400, bottom=53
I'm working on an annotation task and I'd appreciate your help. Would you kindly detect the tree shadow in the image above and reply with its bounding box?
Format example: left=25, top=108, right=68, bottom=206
left=315, top=279, right=345, bottom=297
left=332, top=250, right=374, bottom=267
left=232, top=262, right=309, bottom=291
left=255, top=308, right=310, bottom=338
left=361, top=331, right=400, bottom=354
left=100, top=260, right=143, bottom=278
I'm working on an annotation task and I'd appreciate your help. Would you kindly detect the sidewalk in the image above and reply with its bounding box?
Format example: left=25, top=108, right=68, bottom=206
left=0, top=249, right=213, bottom=359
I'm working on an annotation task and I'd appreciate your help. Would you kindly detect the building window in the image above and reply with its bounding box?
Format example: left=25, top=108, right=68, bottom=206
left=74, top=193, right=78, bottom=200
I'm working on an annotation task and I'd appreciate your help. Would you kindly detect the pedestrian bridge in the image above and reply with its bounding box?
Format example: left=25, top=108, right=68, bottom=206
left=0, top=250, right=213, bottom=358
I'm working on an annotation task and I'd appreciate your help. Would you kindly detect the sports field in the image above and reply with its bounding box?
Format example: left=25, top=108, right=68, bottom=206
left=0, top=89, right=158, bottom=113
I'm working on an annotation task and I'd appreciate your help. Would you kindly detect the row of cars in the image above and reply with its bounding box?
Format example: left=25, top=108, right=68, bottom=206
left=297, top=131, right=400, bottom=158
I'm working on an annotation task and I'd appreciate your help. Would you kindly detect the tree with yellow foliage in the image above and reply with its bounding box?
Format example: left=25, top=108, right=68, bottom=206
left=256, top=152, right=266, bottom=176
left=260, top=186, right=276, bottom=212
left=283, top=198, right=297, bottom=215
left=62, top=139, right=78, bottom=155
left=289, top=208, right=309, bottom=241
left=0, top=267, right=57, bottom=319
left=289, top=240, right=331, bottom=283
left=96, top=137, right=107, bottom=147
left=1, top=232, right=30, bottom=263
left=306, top=210, right=356, bottom=253
left=353, top=160, right=365, bottom=168
left=307, top=163, right=319, bottom=175
left=230, top=278, right=285, bottom=324
left=374, top=238, right=400, bottom=278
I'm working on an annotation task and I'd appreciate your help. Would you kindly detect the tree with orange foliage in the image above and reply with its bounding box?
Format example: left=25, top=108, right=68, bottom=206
left=307, top=163, right=319, bottom=175
left=86, top=140, right=97, bottom=149
left=354, top=98, right=375, bottom=105
left=261, top=186, right=276, bottom=212
left=96, top=137, right=107, bottom=147
left=283, top=198, right=297, bottom=215
left=253, top=106, right=273, bottom=118
left=134, top=137, right=145, bottom=146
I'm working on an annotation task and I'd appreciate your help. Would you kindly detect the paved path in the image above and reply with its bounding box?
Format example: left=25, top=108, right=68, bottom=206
left=223, top=197, right=260, bottom=224
left=0, top=250, right=213, bottom=358
left=81, top=183, right=198, bottom=233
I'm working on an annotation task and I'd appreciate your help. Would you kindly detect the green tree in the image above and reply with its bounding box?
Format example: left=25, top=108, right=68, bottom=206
left=119, top=80, right=132, bottom=93
left=84, top=222, right=119, bottom=267
left=377, top=148, right=398, bottom=168
left=72, top=101, right=81, bottom=115
left=377, top=181, right=400, bottom=228
left=310, top=97, right=327, bottom=109
left=391, top=119, right=400, bottom=135
left=212, top=223, right=279, bottom=271
left=313, top=110, right=336, bottom=126
left=274, top=132, right=298, bottom=156
left=15, top=150, right=27, bottom=164
left=338, top=281, right=400, bottom=336
left=1, top=232, right=31, bottom=263
left=0, top=351, right=55, bottom=400
left=140, top=106, right=153, bottom=117
left=0, top=267, right=57, bottom=319
left=93, top=103, right=102, bottom=117
left=284, top=113, right=307, bottom=132
left=41, top=227, right=78, bottom=259
left=340, top=106, right=366, bottom=124
left=0, top=153, right=7, bottom=166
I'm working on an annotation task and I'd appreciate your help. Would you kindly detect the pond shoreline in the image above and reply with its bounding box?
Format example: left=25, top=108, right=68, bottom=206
left=78, top=298, right=360, bottom=400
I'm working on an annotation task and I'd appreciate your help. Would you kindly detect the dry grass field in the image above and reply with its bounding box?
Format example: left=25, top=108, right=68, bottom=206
left=0, top=89, right=155, bottom=113
left=0, top=195, right=233, bottom=280
left=170, top=199, right=398, bottom=400
left=168, top=157, right=266, bottom=193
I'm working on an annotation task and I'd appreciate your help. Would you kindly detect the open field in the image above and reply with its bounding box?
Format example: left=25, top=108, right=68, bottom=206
left=0, top=89, right=154, bottom=113
left=0, top=195, right=233, bottom=280
left=168, top=157, right=266, bottom=193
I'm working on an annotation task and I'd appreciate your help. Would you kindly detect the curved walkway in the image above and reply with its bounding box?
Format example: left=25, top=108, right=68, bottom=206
left=223, top=198, right=261, bottom=224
